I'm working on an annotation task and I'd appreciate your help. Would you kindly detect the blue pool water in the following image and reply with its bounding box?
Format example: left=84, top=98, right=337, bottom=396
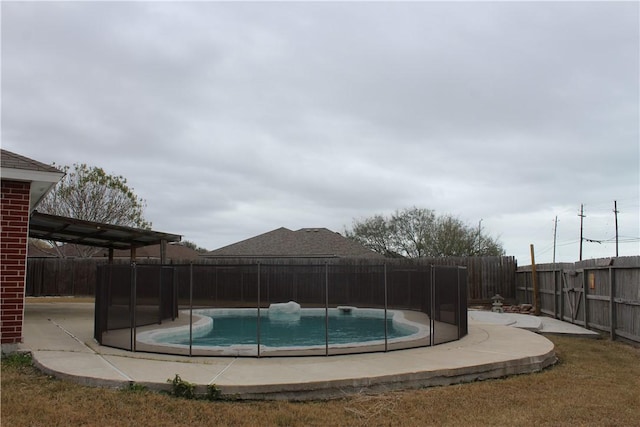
left=157, top=309, right=419, bottom=348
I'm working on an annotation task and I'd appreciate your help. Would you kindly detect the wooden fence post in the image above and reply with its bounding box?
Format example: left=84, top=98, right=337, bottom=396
left=609, top=267, right=616, bottom=340
left=582, top=269, right=588, bottom=328
left=560, top=269, right=564, bottom=321
left=530, top=244, right=540, bottom=315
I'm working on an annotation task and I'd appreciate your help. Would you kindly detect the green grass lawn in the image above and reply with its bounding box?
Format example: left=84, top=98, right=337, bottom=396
left=2, top=335, right=639, bottom=426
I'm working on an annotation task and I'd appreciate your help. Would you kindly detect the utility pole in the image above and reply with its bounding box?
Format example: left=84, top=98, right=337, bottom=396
left=552, top=216, right=558, bottom=319
left=553, top=216, right=558, bottom=264
left=614, top=200, right=619, bottom=257
left=578, top=204, right=585, bottom=261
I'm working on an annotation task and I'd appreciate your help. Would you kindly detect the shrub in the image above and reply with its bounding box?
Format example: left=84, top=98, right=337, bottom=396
left=166, top=374, right=223, bottom=401
left=206, top=384, right=222, bottom=401
left=123, top=382, right=148, bottom=393
left=167, top=374, right=196, bottom=399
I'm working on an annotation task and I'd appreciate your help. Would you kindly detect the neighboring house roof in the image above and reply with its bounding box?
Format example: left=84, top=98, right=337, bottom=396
left=28, top=242, right=200, bottom=260
left=93, top=243, right=200, bottom=260
left=1, top=149, right=64, bottom=211
left=202, top=227, right=384, bottom=258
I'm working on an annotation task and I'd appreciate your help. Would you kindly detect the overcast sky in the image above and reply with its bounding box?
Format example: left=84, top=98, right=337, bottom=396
left=2, top=1, right=639, bottom=264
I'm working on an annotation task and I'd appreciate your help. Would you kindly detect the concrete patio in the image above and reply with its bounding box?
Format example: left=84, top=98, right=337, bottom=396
left=14, top=301, right=589, bottom=400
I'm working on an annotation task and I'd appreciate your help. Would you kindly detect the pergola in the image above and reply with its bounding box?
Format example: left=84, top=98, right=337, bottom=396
left=29, top=211, right=182, bottom=263
left=0, top=148, right=184, bottom=351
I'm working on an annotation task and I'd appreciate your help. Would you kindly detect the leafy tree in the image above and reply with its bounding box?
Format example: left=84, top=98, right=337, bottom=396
left=37, top=163, right=151, bottom=258
left=345, top=207, right=504, bottom=258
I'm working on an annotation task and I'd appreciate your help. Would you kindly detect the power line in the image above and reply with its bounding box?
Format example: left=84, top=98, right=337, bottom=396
left=575, top=200, right=639, bottom=259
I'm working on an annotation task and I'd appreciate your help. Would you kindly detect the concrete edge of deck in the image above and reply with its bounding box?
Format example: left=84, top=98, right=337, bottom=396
left=20, top=303, right=558, bottom=401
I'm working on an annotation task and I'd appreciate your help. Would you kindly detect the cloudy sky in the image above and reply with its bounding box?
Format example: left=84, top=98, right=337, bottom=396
left=2, top=1, right=639, bottom=264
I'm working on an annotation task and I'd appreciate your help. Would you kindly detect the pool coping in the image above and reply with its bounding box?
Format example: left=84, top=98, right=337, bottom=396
left=131, top=307, right=434, bottom=357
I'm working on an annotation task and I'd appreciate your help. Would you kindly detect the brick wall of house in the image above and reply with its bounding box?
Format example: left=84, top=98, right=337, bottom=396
left=1, top=180, right=31, bottom=345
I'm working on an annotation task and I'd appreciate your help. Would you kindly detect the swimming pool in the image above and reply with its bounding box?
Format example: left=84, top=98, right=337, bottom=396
left=137, top=302, right=431, bottom=356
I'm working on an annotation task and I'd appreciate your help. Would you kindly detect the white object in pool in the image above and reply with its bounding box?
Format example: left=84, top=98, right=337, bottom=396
left=268, top=301, right=301, bottom=322
left=269, top=301, right=301, bottom=314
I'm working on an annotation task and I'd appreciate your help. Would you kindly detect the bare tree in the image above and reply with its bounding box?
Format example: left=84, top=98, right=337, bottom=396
left=344, top=214, right=401, bottom=257
left=389, top=207, right=436, bottom=257
left=36, top=163, right=151, bottom=258
left=345, top=207, right=504, bottom=258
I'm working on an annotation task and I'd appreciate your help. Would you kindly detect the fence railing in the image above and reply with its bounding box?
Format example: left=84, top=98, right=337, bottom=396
left=516, top=256, right=640, bottom=344
left=94, top=261, right=467, bottom=357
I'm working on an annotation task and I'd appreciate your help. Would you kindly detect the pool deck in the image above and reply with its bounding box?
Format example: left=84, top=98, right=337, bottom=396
left=15, top=302, right=582, bottom=400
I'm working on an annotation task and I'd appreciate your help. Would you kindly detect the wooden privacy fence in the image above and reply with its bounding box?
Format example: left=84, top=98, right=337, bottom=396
left=26, top=258, right=109, bottom=296
left=195, top=256, right=517, bottom=304
left=517, top=256, right=640, bottom=344
left=27, top=256, right=517, bottom=304
left=421, top=256, right=516, bottom=303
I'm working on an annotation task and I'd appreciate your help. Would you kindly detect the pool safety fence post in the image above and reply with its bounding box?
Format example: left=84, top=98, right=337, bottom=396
left=106, top=264, right=113, bottom=340
left=131, top=262, right=137, bottom=352
left=430, top=265, right=435, bottom=347
left=158, top=266, right=162, bottom=325
left=461, top=266, right=469, bottom=338
left=94, top=267, right=101, bottom=343
left=172, top=267, right=177, bottom=321
left=325, top=262, right=329, bottom=357
left=257, top=262, right=261, bottom=358
left=384, top=263, right=388, bottom=352
left=457, top=267, right=462, bottom=339
left=189, top=262, right=193, bottom=357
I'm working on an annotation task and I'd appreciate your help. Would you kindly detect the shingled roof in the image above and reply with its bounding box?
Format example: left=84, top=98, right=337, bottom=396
left=1, top=149, right=61, bottom=174
left=203, top=227, right=384, bottom=259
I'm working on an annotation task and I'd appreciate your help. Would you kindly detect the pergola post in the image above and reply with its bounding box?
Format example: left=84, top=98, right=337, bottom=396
left=160, top=239, right=167, bottom=264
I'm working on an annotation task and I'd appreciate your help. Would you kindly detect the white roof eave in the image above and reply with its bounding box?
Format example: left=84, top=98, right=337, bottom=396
left=1, top=167, right=64, bottom=211
left=1, top=167, right=64, bottom=184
